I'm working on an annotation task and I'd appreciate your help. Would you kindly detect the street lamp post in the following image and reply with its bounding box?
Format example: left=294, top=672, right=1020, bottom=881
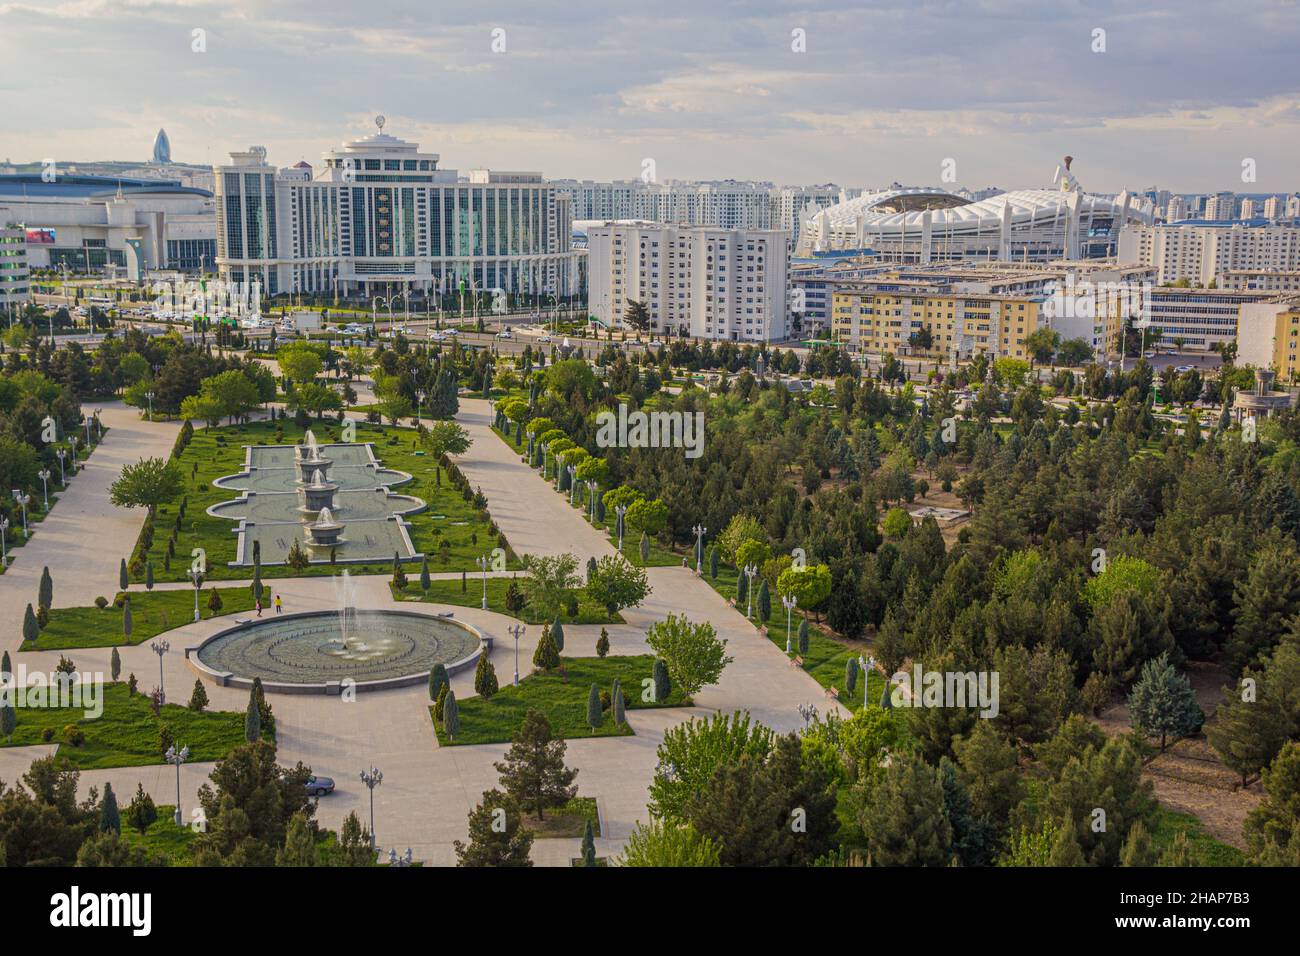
left=743, top=564, right=758, bottom=619
left=566, top=464, right=577, bottom=505
left=189, top=568, right=203, bottom=623
left=56, top=449, right=66, bottom=485
left=539, top=441, right=550, bottom=478
left=858, top=654, right=875, bottom=704
left=507, top=624, right=524, bottom=686
left=692, top=524, right=706, bottom=574
left=0, top=517, right=8, bottom=568
left=415, top=389, right=425, bottom=427
left=145, top=390, right=155, bottom=422
left=150, top=639, right=169, bottom=701
left=164, top=744, right=190, bottom=826
left=12, top=491, right=29, bottom=538
left=37, top=469, right=50, bottom=511
left=476, top=554, right=489, bottom=610
left=782, top=594, right=798, bottom=654
left=69, top=436, right=79, bottom=473
left=615, top=504, right=628, bottom=553
left=359, top=767, right=383, bottom=851
left=587, top=481, right=599, bottom=522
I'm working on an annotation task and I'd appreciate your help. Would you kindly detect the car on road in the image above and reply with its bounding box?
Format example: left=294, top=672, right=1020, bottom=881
left=305, top=774, right=335, bottom=797
left=648, top=339, right=664, bottom=347
left=538, top=333, right=551, bottom=342
left=496, top=329, right=513, bottom=339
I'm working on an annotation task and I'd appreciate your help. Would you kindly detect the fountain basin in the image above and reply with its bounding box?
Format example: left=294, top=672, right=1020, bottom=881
left=189, top=609, right=484, bottom=694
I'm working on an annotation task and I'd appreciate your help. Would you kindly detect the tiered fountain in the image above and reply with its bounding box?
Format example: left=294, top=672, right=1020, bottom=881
left=295, top=429, right=333, bottom=482
left=298, top=468, right=339, bottom=516
left=305, top=506, right=346, bottom=551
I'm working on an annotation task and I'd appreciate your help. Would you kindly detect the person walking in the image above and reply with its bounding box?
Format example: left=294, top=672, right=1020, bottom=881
left=274, top=593, right=282, bottom=614
left=255, top=596, right=263, bottom=617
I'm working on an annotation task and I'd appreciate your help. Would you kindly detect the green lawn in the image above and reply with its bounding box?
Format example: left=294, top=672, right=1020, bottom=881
left=137, top=418, right=514, bottom=584
left=25, top=586, right=269, bottom=651
left=392, top=575, right=622, bottom=625
left=1148, top=805, right=1245, bottom=866
left=703, top=563, right=879, bottom=712
left=119, top=804, right=197, bottom=863
left=433, top=655, right=687, bottom=745
left=1, top=682, right=264, bottom=770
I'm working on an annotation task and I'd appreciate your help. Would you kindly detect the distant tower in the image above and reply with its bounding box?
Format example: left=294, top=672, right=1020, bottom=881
left=152, top=129, right=171, bottom=165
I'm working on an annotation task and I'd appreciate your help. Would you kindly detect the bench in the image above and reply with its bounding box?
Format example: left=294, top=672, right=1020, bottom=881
left=825, top=686, right=840, bottom=700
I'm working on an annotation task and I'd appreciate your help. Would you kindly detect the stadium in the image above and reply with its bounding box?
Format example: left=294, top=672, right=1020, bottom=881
left=798, top=162, right=1157, bottom=263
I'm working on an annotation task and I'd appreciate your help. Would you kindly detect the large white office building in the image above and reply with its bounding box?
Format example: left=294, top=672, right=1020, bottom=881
left=585, top=221, right=790, bottom=342
left=1118, top=221, right=1300, bottom=285
left=215, top=124, right=579, bottom=298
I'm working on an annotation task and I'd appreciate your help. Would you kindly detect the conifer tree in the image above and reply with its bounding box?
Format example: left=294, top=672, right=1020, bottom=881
left=797, top=618, right=809, bottom=655
left=580, top=819, right=598, bottom=866
left=652, top=658, right=671, bottom=703
left=474, top=654, right=499, bottom=700
left=429, top=662, right=449, bottom=702
left=420, top=555, right=431, bottom=591
left=1048, top=818, right=1086, bottom=866
left=611, top=678, right=625, bottom=725
left=551, top=619, right=565, bottom=652
left=443, top=690, right=460, bottom=742
left=99, top=782, right=120, bottom=835
left=494, top=709, right=578, bottom=819
left=22, top=604, right=38, bottom=645
left=1128, top=652, right=1203, bottom=750
left=587, top=683, right=602, bottom=730
left=596, top=627, right=610, bottom=658
left=757, top=579, right=771, bottom=620
left=845, top=657, right=859, bottom=696
left=120, top=558, right=129, bottom=592
left=38, top=566, right=53, bottom=611
left=188, top=679, right=209, bottom=712
left=277, top=812, right=319, bottom=866
left=532, top=625, right=560, bottom=670
left=110, top=647, right=121, bottom=682
left=454, top=790, right=533, bottom=867
left=245, top=686, right=261, bottom=742
left=1120, top=820, right=1157, bottom=867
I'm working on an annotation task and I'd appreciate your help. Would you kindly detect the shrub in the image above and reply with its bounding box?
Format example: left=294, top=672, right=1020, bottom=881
left=63, top=724, right=85, bottom=747
left=94, top=596, right=108, bottom=610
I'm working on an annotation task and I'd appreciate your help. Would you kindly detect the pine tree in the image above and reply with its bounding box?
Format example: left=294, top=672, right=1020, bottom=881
left=99, top=782, right=121, bottom=835
left=532, top=625, right=560, bottom=670
left=123, top=599, right=133, bottom=639
left=652, top=658, right=671, bottom=703
left=474, top=654, right=499, bottom=700
left=580, top=819, right=598, bottom=866
left=435, top=683, right=449, bottom=722
left=639, top=531, right=650, bottom=564
left=709, top=545, right=719, bottom=580
left=551, top=619, right=565, bottom=652
left=757, top=579, right=771, bottom=620
left=146, top=560, right=155, bottom=591
left=494, top=709, right=578, bottom=820
left=859, top=754, right=952, bottom=866
left=245, top=686, right=261, bottom=742
left=277, top=811, right=318, bottom=866
left=596, top=627, right=610, bottom=658
left=120, top=558, right=129, bottom=592
left=1048, top=818, right=1086, bottom=866
left=443, top=690, right=460, bottom=741
left=420, top=555, right=431, bottom=591
left=0, top=701, right=14, bottom=741
left=1120, top=820, right=1157, bottom=867
left=845, top=657, right=859, bottom=695
left=429, top=662, right=449, bottom=702
left=454, top=790, right=534, bottom=867
left=797, top=618, right=809, bottom=655
left=736, top=572, right=748, bottom=605
left=207, top=588, right=223, bottom=614
left=1159, top=830, right=1194, bottom=866
left=1207, top=678, right=1290, bottom=786
left=1128, top=652, right=1203, bottom=750
left=1227, top=544, right=1300, bottom=674
left=611, top=678, right=626, bottom=725
left=124, top=783, right=157, bottom=835
left=1, top=650, right=10, bottom=678
left=587, top=683, right=602, bottom=730
left=110, top=647, right=121, bottom=682
left=188, top=679, right=209, bottom=712
left=38, top=566, right=53, bottom=611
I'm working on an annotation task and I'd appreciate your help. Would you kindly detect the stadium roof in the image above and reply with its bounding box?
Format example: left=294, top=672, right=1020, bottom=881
left=0, top=173, right=213, bottom=199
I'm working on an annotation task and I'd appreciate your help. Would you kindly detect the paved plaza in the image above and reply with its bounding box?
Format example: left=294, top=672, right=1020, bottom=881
left=0, top=397, right=839, bottom=866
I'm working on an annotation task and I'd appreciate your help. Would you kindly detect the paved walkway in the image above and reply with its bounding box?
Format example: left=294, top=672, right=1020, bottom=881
left=1, top=397, right=838, bottom=866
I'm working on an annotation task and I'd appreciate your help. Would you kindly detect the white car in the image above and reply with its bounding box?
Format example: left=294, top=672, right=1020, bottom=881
left=496, top=329, right=513, bottom=339
left=648, top=339, right=664, bottom=347
left=538, top=333, right=551, bottom=343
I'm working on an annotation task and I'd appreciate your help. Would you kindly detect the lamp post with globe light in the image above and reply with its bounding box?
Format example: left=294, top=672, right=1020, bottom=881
left=782, top=593, right=798, bottom=654
left=360, top=766, right=383, bottom=850
left=164, top=744, right=189, bottom=826
left=150, top=639, right=169, bottom=701
left=508, top=624, right=524, bottom=686
left=37, top=469, right=50, bottom=511
left=743, top=564, right=758, bottom=619
left=476, top=554, right=490, bottom=610
left=692, top=524, right=706, bottom=574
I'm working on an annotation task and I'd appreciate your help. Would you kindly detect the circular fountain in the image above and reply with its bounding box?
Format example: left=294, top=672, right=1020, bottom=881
left=192, top=608, right=484, bottom=694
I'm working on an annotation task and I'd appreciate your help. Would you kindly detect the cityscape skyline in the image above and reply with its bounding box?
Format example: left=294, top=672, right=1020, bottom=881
left=2, top=0, right=1299, bottom=192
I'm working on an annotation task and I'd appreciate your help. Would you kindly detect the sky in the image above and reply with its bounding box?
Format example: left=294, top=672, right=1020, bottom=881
left=0, top=0, right=1298, bottom=193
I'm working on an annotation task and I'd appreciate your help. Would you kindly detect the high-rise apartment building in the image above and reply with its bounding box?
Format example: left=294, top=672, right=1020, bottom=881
left=585, top=221, right=789, bottom=342
left=1118, top=222, right=1300, bottom=285
left=0, top=226, right=29, bottom=313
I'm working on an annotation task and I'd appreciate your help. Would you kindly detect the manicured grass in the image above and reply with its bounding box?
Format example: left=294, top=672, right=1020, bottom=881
left=140, top=419, right=513, bottom=583
left=392, top=575, right=622, bottom=625
left=118, top=805, right=197, bottom=864
left=0, top=682, right=264, bottom=770
left=433, top=655, right=687, bottom=745
left=1149, top=806, right=1245, bottom=866
left=24, top=586, right=269, bottom=651
left=703, top=563, right=879, bottom=712
left=523, top=796, right=600, bottom=839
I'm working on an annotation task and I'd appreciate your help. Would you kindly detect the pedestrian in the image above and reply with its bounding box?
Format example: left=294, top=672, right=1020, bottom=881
left=274, top=593, right=282, bottom=614
left=256, top=596, right=263, bottom=617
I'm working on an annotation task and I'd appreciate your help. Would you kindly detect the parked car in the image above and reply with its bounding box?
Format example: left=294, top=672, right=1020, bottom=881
left=496, top=329, right=513, bottom=339
left=305, top=774, right=334, bottom=797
